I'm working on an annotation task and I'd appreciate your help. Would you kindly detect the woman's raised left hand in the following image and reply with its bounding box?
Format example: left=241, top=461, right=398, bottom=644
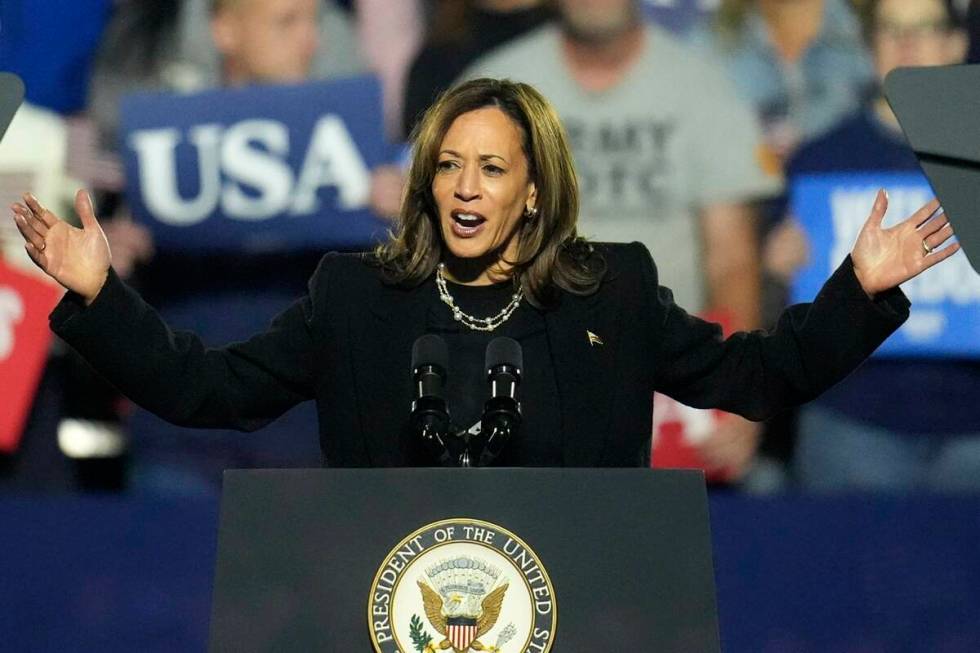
left=851, top=189, right=961, bottom=297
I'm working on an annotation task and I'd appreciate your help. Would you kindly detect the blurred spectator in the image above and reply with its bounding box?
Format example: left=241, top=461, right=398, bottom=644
left=87, top=0, right=365, bottom=158
left=788, top=0, right=980, bottom=493
left=178, top=0, right=366, bottom=84
left=86, top=0, right=189, bottom=160
left=402, top=0, right=556, bottom=137
left=195, top=0, right=409, bottom=216
left=687, top=0, right=873, bottom=319
left=464, top=0, right=782, bottom=483
left=692, top=0, right=874, bottom=163
left=355, top=0, right=425, bottom=137
left=688, top=0, right=876, bottom=480
left=87, top=0, right=401, bottom=218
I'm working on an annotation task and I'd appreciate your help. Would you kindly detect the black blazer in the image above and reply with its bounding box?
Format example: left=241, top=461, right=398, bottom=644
left=50, top=242, right=909, bottom=467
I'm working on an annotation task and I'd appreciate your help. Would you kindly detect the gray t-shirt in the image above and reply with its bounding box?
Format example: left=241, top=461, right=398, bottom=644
left=463, top=24, right=781, bottom=311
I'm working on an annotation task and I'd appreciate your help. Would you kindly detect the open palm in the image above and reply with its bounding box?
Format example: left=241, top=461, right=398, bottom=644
left=11, top=190, right=111, bottom=303
left=851, top=190, right=960, bottom=297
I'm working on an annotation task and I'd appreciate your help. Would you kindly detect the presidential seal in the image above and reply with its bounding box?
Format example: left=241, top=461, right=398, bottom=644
left=368, top=518, right=556, bottom=653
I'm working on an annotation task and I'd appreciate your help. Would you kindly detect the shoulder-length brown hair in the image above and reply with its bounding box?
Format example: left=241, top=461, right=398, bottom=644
left=375, top=77, right=604, bottom=309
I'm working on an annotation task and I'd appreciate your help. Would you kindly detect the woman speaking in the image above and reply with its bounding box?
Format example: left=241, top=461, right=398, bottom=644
left=10, top=78, right=959, bottom=468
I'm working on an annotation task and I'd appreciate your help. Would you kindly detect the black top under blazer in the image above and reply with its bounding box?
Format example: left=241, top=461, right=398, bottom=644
left=50, top=242, right=910, bottom=467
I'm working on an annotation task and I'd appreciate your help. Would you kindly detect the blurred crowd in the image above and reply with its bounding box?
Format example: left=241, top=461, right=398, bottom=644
left=1, top=0, right=979, bottom=496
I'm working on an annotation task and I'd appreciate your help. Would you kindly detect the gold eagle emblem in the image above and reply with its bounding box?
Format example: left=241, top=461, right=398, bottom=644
left=417, top=580, right=509, bottom=652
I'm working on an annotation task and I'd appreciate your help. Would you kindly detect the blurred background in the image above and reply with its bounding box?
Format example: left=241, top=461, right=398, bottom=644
left=1, top=0, right=979, bottom=650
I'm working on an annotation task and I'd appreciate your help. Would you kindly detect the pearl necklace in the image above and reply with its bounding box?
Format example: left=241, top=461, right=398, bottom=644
left=435, top=263, right=523, bottom=332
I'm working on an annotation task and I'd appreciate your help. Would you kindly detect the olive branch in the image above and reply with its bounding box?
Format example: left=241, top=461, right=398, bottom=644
left=409, top=614, right=433, bottom=652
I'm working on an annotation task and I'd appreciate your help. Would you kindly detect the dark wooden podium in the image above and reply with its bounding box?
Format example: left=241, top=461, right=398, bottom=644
left=209, top=468, right=720, bottom=652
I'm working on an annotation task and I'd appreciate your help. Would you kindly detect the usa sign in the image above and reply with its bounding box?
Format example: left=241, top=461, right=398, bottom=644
left=121, top=75, right=391, bottom=253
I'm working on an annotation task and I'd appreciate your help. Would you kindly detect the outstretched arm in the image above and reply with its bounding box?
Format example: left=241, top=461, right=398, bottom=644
left=652, top=193, right=958, bottom=421
left=11, top=190, right=320, bottom=430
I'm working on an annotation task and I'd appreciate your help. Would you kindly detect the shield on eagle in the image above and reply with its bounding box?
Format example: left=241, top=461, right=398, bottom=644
left=447, top=618, right=479, bottom=651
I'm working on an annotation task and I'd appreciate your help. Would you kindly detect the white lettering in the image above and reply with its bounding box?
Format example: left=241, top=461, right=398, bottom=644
left=129, top=125, right=223, bottom=225
left=131, top=114, right=370, bottom=226
left=291, top=115, right=370, bottom=213
left=527, top=635, right=549, bottom=652
left=462, top=526, right=496, bottom=543
left=221, top=120, right=294, bottom=219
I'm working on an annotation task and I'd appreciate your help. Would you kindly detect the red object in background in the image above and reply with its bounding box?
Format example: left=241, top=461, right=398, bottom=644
left=651, top=310, right=737, bottom=483
left=652, top=394, right=736, bottom=483
left=0, top=259, right=62, bottom=453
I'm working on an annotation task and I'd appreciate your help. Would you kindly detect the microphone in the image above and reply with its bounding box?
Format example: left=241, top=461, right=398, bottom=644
left=410, top=334, right=454, bottom=466
left=476, top=337, right=523, bottom=466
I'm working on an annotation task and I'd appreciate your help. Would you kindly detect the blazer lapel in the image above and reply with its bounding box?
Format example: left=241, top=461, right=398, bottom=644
left=545, top=288, right=624, bottom=466
left=350, top=280, right=431, bottom=465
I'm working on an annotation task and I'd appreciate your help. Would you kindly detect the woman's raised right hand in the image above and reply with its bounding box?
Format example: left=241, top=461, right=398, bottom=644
left=11, top=189, right=111, bottom=305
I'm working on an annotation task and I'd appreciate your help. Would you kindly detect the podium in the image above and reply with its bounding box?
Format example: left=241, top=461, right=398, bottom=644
left=209, top=468, right=720, bottom=652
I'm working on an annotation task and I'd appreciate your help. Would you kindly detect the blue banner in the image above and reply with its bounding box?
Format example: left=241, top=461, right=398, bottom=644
left=791, top=173, right=980, bottom=358
left=121, top=76, right=390, bottom=253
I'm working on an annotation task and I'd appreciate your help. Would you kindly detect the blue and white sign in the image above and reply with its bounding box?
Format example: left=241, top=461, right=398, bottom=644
left=121, top=75, right=391, bottom=253
left=791, top=173, right=980, bottom=358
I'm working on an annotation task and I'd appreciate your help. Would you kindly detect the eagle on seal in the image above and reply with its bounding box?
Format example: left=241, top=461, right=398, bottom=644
left=417, top=579, right=509, bottom=652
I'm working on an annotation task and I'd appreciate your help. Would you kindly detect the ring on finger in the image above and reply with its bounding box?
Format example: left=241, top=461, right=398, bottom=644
left=922, top=238, right=934, bottom=255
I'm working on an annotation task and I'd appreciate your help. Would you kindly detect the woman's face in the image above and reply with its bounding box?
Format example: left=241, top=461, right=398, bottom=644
left=432, top=107, right=536, bottom=282
left=872, top=0, right=966, bottom=78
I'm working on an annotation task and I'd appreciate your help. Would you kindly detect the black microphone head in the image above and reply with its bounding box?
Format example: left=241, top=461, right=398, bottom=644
left=412, top=334, right=449, bottom=373
left=486, top=336, right=522, bottom=371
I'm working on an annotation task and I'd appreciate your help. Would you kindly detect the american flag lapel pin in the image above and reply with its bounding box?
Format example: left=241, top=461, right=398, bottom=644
left=587, top=330, right=603, bottom=347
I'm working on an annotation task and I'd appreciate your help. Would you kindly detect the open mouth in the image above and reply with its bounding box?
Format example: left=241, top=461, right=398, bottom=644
left=450, top=210, right=487, bottom=237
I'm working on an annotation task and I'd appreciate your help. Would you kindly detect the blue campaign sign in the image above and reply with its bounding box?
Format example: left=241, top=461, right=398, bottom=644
left=791, top=173, right=980, bottom=358
left=120, top=76, right=391, bottom=253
